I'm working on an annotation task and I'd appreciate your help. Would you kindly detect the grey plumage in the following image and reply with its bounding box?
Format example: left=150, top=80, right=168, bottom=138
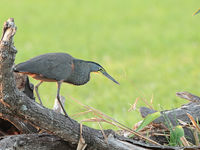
left=15, top=53, right=73, bottom=82
left=14, top=52, right=119, bottom=118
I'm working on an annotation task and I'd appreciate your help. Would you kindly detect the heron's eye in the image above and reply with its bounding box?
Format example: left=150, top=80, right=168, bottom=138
left=99, top=67, right=104, bottom=71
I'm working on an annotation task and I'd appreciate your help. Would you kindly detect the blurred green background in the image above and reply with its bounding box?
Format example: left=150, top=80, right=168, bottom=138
left=1, top=0, right=200, bottom=129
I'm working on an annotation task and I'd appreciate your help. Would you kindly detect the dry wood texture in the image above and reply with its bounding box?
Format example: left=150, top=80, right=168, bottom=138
left=0, top=18, right=199, bottom=150
left=0, top=18, right=150, bottom=150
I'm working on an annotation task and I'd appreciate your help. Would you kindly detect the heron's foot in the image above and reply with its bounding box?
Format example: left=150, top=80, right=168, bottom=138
left=36, top=99, right=43, bottom=106
left=64, top=113, right=69, bottom=117
left=39, top=101, right=43, bottom=106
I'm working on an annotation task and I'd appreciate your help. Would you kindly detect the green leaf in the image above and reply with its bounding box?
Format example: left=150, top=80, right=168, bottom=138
left=136, top=112, right=161, bottom=132
left=174, top=125, right=184, bottom=138
left=169, top=125, right=185, bottom=146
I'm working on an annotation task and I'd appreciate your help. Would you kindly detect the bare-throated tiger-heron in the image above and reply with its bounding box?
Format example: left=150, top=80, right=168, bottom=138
left=14, top=53, right=119, bottom=117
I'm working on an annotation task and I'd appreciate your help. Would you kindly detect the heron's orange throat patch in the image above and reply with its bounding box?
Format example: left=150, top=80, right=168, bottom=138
left=93, top=71, right=100, bottom=74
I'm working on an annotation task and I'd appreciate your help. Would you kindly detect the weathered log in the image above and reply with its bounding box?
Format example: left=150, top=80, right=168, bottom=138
left=14, top=73, right=34, bottom=100
left=0, top=68, right=37, bottom=135
left=0, top=133, right=75, bottom=150
left=140, top=94, right=200, bottom=126
left=139, top=92, right=200, bottom=145
left=0, top=102, right=38, bottom=134
left=176, top=91, right=200, bottom=102
left=0, top=18, right=157, bottom=150
left=1, top=18, right=200, bottom=150
left=1, top=133, right=200, bottom=150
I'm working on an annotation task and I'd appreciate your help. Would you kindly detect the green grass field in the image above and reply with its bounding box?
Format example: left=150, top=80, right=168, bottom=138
left=1, top=0, right=200, bottom=129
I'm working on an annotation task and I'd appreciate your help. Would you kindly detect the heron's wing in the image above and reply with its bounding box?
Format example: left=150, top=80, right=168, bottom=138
left=15, top=53, right=73, bottom=81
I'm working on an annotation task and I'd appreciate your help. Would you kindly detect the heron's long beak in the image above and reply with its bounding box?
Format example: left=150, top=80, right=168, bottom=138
left=101, top=71, right=119, bottom=85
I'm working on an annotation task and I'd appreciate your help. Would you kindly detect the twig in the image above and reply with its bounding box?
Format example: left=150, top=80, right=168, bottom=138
left=176, top=92, right=200, bottom=102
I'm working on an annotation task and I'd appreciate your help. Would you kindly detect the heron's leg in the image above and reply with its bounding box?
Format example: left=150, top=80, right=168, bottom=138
left=57, top=81, right=74, bottom=124
left=57, top=80, right=74, bottom=124
left=35, top=81, right=43, bottom=105
left=56, top=81, right=68, bottom=116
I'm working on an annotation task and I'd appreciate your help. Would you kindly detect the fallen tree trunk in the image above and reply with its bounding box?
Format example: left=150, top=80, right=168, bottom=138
left=0, top=133, right=75, bottom=150
left=139, top=92, right=200, bottom=145
left=0, top=18, right=158, bottom=150
left=0, top=18, right=125, bottom=150
left=140, top=92, right=200, bottom=126
left=1, top=18, right=200, bottom=150
left=0, top=72, right=37, bottom=135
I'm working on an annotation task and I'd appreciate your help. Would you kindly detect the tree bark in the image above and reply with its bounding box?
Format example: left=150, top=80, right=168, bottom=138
left=1, top=18, right=200, bottom=150
left=139, top=92, right=200, bottom=145
left=0, top=18, right=156, bottom=150
left=140, top=97, right=200, bottom=126
left=0, top=133, right=75, bottom=150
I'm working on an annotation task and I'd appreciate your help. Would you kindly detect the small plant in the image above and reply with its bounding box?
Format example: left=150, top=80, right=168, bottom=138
left=169, top=125, right=185, bottom=146
left=136, top=111, right=161, bottom=132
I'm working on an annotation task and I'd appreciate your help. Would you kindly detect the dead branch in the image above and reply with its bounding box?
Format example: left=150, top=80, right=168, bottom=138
left=0, top=69, right=37, bottom=135
left=176, top=91, right=200, bottom=102
left=0, top=18, right=165, bottom=150
left=140, top=93, right=200, bottom=126
left=139, top=92, right=200, bottom=145
left=0, top=133, right=75, bottom=150
left=1, top=18, right=200, bottom=150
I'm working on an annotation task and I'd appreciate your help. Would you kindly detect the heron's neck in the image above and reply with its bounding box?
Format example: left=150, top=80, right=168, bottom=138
left=66, top=60, right=90, bottom=85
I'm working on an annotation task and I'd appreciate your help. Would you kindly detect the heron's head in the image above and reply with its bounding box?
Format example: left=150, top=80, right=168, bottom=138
left=88, top=61, right=119, bottom=85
